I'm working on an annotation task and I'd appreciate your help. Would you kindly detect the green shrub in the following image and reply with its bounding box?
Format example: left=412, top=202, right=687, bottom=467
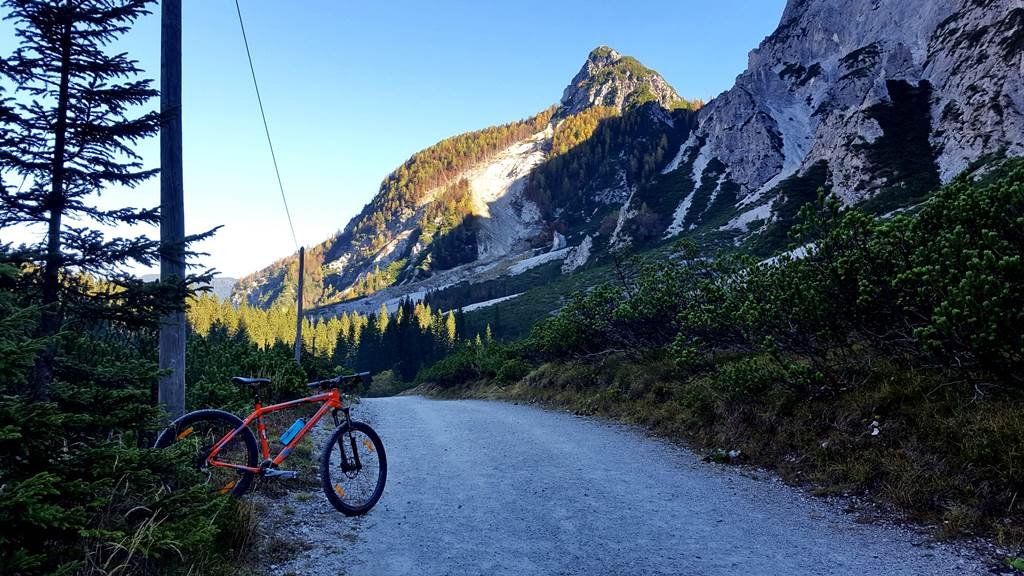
left=0, top=320, right=247, bottom=575
left=495, top=359, right=532, bottom=384
left=364, top=369, right=416, bottom=397
left=0, top=264, right=295, bottom=575
left=415, top=342, right=514, bottom=388
left=527, top=284, right=623, bottom=358
left=430, top=159, right=1024, bottom=398
left=686, top=159, right=1024, bottom=389
left=186, top=325, right=308, bottom=412
left=897, top=163, right=1024, bottom=381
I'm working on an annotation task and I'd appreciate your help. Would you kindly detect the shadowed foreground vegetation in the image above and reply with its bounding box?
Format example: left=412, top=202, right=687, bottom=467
left=0, top=259, right=348, bottom=574
left=415, top=159, right=1024, bottom=545
left=0, top=1, right=353, bottom=570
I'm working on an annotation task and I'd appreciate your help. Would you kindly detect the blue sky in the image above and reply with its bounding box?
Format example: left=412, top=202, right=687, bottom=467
left=1, top=1, right=786, bottom=277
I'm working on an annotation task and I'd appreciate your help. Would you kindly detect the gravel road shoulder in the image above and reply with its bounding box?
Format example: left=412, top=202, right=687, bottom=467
left=252, top=396, right=994, bottom=576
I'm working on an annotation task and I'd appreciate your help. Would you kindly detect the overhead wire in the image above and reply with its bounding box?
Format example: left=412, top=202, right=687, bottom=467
left=233, top=0, right=300, bottom=251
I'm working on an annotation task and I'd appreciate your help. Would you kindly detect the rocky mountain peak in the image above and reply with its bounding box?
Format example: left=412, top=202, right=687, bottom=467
left=586, top=45, right=622, bottom=66
left=559, top=46, right=681, bottom=116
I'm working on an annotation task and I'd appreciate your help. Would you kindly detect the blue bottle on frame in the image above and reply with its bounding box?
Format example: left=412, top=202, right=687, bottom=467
left=280, top=418, right=305, bottom=445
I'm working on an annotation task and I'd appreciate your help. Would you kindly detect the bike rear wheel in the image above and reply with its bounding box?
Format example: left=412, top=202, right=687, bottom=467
left=320, top=420, right=387, bottom=515
left=155, top=409, right=259, bottom=497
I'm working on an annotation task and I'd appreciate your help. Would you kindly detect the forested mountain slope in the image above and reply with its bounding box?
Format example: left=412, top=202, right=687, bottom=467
left=233, top=47, right=699, bottom=311
left=237, top=0, right=1023, bottom=316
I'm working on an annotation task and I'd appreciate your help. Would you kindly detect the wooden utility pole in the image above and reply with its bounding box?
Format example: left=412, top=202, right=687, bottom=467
left=294, top=246, right=305, bottom=363
left=159, top=0, right=186, bottom=419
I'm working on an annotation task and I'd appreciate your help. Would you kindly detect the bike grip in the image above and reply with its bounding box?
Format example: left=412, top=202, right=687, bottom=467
left=336, top=371, right=371, bottom=384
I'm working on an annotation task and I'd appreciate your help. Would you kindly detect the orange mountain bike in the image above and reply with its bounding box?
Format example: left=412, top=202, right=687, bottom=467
left=155, top=372, right=386, bottom=516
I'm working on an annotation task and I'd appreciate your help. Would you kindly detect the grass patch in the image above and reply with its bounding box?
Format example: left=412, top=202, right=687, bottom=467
left=261, top=533, right=313, bottom=567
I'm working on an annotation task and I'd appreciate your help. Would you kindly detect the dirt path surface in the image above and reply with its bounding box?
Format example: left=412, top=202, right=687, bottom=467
left=256, top=396, right=987, bottom=576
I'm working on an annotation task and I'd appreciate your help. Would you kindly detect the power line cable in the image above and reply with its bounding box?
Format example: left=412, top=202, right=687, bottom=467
left=233, top=0, right=300, bottom=251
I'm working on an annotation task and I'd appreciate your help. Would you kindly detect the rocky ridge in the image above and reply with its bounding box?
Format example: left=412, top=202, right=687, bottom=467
left=666, top=0, right=1024, bottom=234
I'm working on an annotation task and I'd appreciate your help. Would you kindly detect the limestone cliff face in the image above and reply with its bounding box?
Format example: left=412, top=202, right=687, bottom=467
left=926, top=1, right=1024, bottom=180
left=667, top=0, right=1024, bottom=232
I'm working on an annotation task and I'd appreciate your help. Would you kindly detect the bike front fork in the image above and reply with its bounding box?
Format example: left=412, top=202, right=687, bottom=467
left=332, top=407, right=362, bottom=472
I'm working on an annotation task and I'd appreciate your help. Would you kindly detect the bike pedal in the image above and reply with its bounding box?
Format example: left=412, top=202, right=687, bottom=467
left=263, top=469, right=299, bottom=479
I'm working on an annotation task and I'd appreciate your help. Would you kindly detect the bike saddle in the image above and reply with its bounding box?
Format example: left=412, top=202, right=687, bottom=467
left=232, top=376, right=271, bottom=386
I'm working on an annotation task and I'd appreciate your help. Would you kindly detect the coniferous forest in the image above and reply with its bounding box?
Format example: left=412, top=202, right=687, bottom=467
left=187, top=294, right=465, bottom=383
left=0, top=1, right=268, bottom=573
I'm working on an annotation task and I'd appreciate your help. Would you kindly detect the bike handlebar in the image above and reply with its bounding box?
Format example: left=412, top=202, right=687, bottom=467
left=306, top=371, right=371, bottom=389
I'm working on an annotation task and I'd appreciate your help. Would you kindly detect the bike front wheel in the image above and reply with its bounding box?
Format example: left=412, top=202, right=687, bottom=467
left=320, top=420, right=387, bottom=516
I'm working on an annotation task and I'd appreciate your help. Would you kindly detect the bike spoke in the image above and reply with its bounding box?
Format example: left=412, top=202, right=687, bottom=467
left=327, top=426, right=382, bottom=509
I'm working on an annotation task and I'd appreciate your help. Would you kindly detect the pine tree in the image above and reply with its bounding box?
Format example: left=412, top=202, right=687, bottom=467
left=413, top=301, right=432, bottom=330
left=324, top=316, right=342, bottom=358
left=301, top=317, right=315, bottom=352
left=395, top=299, right=421, bottom=380
left=339, top=311, right=352, bottom=342
left=187, top=294, right=218, bottom=336
left=375, top=303, right=389, bottom=334
left=333, top=314, right=358, bottom=364
left=393, top=300, right=404, bottom=325
left=0, top=0, right=210, bottom=398
left=355, top=313, right=381, bottom=372
left=444, top=310, right=457, bottom=347
left=380, top=313, right=398, bottom=371
left=351, top=312, right=365, bottom=347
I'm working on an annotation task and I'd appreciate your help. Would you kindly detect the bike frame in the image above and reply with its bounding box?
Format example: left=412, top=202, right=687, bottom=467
left=207, top=388, right=344, bottom=474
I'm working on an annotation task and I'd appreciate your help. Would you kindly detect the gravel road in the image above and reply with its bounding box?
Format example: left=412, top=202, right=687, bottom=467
left=258, top=396, right=988, bottom=576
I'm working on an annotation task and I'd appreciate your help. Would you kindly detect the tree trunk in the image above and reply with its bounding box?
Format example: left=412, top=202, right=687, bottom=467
left=32, top=7, right=73, bottom=401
